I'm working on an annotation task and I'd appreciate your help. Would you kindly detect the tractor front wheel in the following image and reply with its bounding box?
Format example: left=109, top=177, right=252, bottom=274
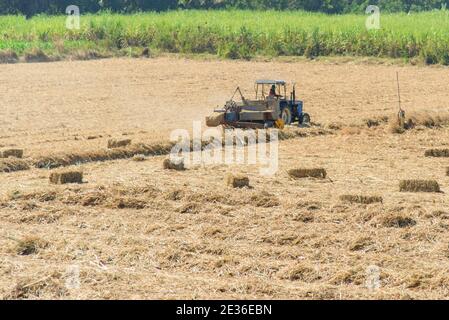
left=281, top=108, right=292, bottom=125
left=300, top=113, right=311, bottom=126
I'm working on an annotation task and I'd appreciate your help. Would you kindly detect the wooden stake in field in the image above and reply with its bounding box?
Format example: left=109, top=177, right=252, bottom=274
left=396, top=71, right=406, bottom=128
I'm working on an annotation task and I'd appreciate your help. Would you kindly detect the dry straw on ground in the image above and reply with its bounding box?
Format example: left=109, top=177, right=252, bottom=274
left=24, top=48, right=50, bottom=63
left=377, top=214, right=417, bottom=228
left=107, top=139, right=132, bottom=149
left=277, top=127, right=332, bottom=141
left=13, top=236, right=48, bottom=256
left=340, top=126, right=362, bottom=135
left=49, top=170, right=83, bottom=185
left=132, top=154, right=146, bottom=162
left=72, top=49, right=104, bottom=61
left=389, top=111, right=449, bottom=134
left=6, top=273, right=65, bottom=299
left=0, top=49, right=19, bottom=63
left=34, top=142, right=175, bottom=169
left=408, top=112, right=449, bottom=128
left=288, top=168, right=327, bottom=179
left=0, top=149, right=23, bottom=159
left=399, top=180, right=441, bottom=193
left=364, top=116, right=388, bottom=128
left=163, top=158, right=185, bottom=171
left=0, top=159, right=29, bottom=172
left=425, top=149, right=449, bottom=157
left=205, top=113, right=225, bottom=127
left=249, top=191, right=279, bottom=207
left=225, top=173, right=250, bottom=188
left=388, top=117, right=406, bottom=134
left=26, top=128, right=326, bottom=171
left=281, top=264, right=319, bottom=282
left=141, top=47, right=150, bottom=58
left=348, top=236, right=373, bottom=251
left=339, top=194, right=383, bottom=204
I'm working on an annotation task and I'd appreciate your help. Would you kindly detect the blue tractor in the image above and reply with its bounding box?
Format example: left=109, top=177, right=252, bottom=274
left=206, top=80, right=310, bottom=129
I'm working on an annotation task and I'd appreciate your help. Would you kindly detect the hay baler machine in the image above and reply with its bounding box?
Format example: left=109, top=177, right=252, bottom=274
left=206, top=80, right=310, bottom=129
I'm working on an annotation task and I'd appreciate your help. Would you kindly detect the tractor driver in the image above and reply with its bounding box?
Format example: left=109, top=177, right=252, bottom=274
left=269, top=85, right=276, bottom=97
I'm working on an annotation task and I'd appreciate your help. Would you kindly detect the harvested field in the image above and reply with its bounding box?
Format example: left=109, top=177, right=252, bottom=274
left=2, top=57, right=449, bottom=300
left=1, top=56, right=449, bottom=158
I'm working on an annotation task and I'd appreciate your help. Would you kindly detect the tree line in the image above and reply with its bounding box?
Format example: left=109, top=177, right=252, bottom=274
left=0, top=0, right=448, bottom=16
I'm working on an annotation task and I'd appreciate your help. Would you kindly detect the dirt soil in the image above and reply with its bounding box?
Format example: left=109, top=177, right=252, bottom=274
left=1, top=57, right=449, bottom=299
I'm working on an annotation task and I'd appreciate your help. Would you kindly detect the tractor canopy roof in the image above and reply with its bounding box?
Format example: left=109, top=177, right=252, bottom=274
left=255, top=80, right=286, bottom=85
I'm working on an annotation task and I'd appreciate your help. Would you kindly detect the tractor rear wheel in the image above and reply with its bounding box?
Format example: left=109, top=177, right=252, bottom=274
left=281, top=108, right=292, bottom=125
